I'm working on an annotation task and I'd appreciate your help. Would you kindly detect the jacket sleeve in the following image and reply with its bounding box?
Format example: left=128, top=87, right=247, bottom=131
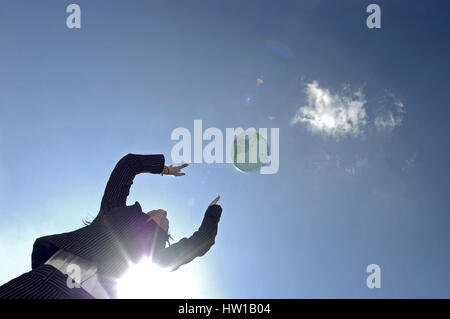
left=31, top=235, right=60, bottom=269
left=98, top=153, right=165, bottom=215
left=154, top=205, right=222, bottom=271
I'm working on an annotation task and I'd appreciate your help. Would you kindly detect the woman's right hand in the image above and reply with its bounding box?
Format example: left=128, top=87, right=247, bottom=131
left=162, top=163, right=189, bottom=176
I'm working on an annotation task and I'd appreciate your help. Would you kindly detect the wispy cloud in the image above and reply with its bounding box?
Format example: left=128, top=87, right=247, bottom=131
left=290, top=81, right=367, bottom=138
left=318, top=152, right=368, bottom=176
left=344, top=167, right=356, bottom=176
left=374, top=92, right=405, bottom=130
left=344, top=157, right=368, bottom=176
left=402, top=153, right=418, bottom=173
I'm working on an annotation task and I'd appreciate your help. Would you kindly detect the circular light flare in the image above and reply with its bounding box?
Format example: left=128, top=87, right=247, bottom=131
left=117, top=258, right=198, bottom=299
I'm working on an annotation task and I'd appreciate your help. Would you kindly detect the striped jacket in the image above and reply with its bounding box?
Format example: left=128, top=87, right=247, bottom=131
left=30, top=154, right=222, bottom=292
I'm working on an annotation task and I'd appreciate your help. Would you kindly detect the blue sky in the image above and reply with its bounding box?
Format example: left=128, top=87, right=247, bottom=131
left=1, top=0, right=450, bottom=298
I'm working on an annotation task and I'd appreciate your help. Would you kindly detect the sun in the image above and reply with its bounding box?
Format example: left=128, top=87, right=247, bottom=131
left=116, top=258, right=198, bottom=299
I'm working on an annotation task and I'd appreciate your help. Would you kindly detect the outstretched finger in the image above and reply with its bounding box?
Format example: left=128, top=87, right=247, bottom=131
left=209, top=195, right=220, bottom=206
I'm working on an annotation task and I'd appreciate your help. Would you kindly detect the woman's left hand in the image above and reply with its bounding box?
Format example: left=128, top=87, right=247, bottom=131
left=208, top=195, right=220, bottom=207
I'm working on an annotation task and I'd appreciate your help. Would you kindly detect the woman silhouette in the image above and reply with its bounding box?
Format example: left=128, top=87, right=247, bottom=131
left=0, top=153, right=222, bottom=299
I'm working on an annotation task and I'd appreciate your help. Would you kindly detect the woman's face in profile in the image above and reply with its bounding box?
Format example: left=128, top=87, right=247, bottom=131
left=146, top=209, right=169, bottom=232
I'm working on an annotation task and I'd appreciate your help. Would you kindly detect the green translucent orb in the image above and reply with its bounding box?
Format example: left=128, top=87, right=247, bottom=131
left=231, top=131, right=270, bottom=173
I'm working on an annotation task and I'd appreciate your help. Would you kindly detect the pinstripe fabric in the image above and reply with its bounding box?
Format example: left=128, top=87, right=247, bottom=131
left=32, top=203, right=167, bottom=281
left=0, top=153, right=222, bottom=299
left=31, top=154, right=168, bottom=280
left=154, top=204, right=222, bottom=271
left=0, top=265, right=94, bottom=299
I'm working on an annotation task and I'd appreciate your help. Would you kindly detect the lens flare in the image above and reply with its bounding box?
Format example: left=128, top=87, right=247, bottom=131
left=256, top=73, right=264, bottom=86
left=265, top=39, right=293, bottom=58
left=117, top=258, right=198, bottom=299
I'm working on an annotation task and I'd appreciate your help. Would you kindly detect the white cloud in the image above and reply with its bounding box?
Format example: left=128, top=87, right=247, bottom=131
left=374, top=112, right=399, bottom=129
left=375, top=92, right=405, bottom=130
left=291, top=81, right=368, bottom=138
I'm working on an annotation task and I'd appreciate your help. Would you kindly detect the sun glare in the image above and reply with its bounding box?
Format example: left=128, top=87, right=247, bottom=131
left=117, top=258, right=198, bottom=299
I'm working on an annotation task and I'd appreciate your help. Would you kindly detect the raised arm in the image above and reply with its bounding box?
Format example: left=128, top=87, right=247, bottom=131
left=99, top=153, right=165, bottom=214
left=154, top=203, right=222, bottom=271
